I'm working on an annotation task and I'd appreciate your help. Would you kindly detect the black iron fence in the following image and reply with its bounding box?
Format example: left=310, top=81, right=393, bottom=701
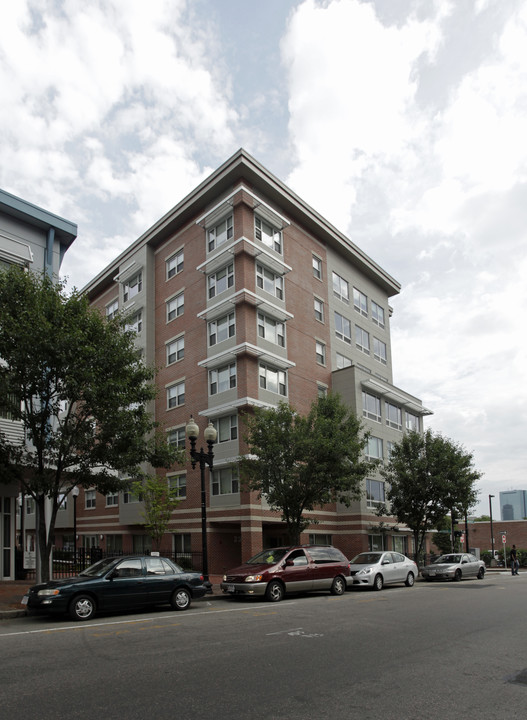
left=19, top=548, right=204, bottom=582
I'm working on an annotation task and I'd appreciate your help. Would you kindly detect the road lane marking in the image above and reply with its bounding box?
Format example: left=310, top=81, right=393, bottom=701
left=0, top=601, right=298, bottom=638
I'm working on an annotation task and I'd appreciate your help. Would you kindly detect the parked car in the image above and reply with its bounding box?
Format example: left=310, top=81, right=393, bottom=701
left=421, top=553, right=485, bottom=582
left=347, top=551, right=418, bottom=591
left=22, top=555, right=208, bottom=620
left=221, top=545, right=350, bottom=602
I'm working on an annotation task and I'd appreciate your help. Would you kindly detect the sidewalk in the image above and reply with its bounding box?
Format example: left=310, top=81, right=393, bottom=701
left=0, top=575, right=226, bottom=620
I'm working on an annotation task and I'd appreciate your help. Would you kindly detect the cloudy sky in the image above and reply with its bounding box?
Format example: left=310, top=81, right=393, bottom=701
left=1, top=0, right=526, bottom=518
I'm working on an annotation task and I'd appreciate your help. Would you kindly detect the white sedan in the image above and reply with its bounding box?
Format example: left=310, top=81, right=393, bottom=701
left=347, top=551, right=418, bottom=591
left=421, top=553, right=485, bottom=582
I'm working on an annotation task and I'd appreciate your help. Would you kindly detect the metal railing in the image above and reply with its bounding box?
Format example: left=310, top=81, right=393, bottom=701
left=19, top=548, right=204, bottom=581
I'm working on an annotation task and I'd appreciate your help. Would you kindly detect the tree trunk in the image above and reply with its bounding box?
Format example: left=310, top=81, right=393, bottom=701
left=36, top=495, right=51, bottom=583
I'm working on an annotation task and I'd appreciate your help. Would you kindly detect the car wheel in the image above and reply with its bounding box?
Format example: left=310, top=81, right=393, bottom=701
left=171, top=588, right=191, bottom=611
left=477, top=567, right=485, bottom=579
left=373, top=574, right=384, bottom=591
left=405, top=572, right=415, bottom=587
left=454, top=569, right=462, bottom=582
left=265, top=580, right=284, bottom=602
left=330, top=576, right=346, bottom=595
left=69, top=594, right=96, bottom=621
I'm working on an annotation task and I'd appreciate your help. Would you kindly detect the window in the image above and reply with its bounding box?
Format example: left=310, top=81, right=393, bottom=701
left=167, top=336, right=184, bottom=364
left=373, top=338, right=387, bottom=364
left=256, top=263, right=283, bottom=299
left=208, top=214, right=233, bottom=252
left=123, top=490, right=140, bottom=504
left=334, top=312, right=351, bottom=344
left=309, top=533, right=332, bottom=546
left=58, top=493, right=67, bottom=511
left=167, top=292, right=184, bottom=321
left=369, top=534, right=386, bottom=551
left=106, top=299, right=118, bottom=320
left=125, top=311, right=142, bottom=334
left=255, top=215, right=282, bottom=253
left=0, top=392, right=19, bottom=420
left=209, top=363, right=236, bottom=395
left=366, top=436, right=383, bottom=460
left=85, top=490, right=96, bottom=510
left=258, top=313, right=285, bottom=347
left=332, top=271, right=349, bottom=303
left=212, top=467, right=239, bottom=496
left=259, top=363, right=287, bottom=396
left=312, top=255, right=322, bottom=280
left=387, top=441, right=395, bottom=458
left=316, top=341, right=326, bottom=365
left=106, top=492, right=119, bottom=507
left=367, top=479, right=385, bottom=507
left=25, top=497, right=35, bottom=515
left=353, top=288, right=368, bottom=316
left=213, top=415, right=238, bottom=442
left=336, top=352, right=352, bottom=369
left=168, top=473, right=187, bottom=499
left=106, top=535, right=123, bottom=552
left=355, top=326, right=370, bottom=354
left=167, top=427, right=185, bottom=449
left=406, top=412, right=420, bottom=431
left=167, top=249, right=184, bottom=278
left=208, top=263, right=234, bottom=299
left=209, top=312, right=235, bottom=346
left=363, top=391, right=381, bottom=422
left=174, top=533, right=191, bottom=554
left=167, top=381, right=185, bottom=408
left=386, top=402, right=402, bottom=430
left=372, top=301, right=385, bottom=328
left=314, top=297, right=324, bottom=322
left=123, top=272, right=142, bottom=302
left=317, top=384, right=328, bottom=398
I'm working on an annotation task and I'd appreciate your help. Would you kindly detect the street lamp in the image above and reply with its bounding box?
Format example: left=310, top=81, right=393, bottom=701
left=489, top=494, right=495, bottom=561
left=72, top=486, right=79, bottom=572
left=185, top=416, right=217, bottom=583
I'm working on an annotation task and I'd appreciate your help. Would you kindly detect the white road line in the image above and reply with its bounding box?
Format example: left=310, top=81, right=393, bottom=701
left=0, top=601, right=298, bottom=638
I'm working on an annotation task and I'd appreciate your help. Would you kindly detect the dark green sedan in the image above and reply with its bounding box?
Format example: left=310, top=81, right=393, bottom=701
left=23, top=555, right=208, bottom=620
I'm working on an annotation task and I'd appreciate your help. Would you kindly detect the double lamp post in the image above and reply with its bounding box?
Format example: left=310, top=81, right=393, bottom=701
left=185, top=416, right=217, bottom=583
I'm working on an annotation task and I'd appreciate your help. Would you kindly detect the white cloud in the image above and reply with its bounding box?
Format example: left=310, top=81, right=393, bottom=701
left=282, top=0, right=527, bottom=513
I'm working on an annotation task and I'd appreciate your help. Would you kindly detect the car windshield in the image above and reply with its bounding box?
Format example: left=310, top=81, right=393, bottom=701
left=435, top=555, right=462, bottom=564
left=246, top=549, right=288, bottom=565
left=351, top=553, right=382, bottom=565
left=79, top=557, right=120, bottom=577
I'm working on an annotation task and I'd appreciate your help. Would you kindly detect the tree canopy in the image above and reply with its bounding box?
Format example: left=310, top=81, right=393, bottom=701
left=381, top=429, right=481, bottom=560
left=0, top=266, right=177, bottom=580
left=238, top=394, right=373, bottom=544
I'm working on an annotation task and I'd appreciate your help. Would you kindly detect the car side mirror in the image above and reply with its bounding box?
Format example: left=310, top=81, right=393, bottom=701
left=462, top=560, right=468, bottom=564
left=285, top=560, right=294, bottom=567
left=109, top=569, right=120, bottom=579
left=382, top=560, right=390, bottom=565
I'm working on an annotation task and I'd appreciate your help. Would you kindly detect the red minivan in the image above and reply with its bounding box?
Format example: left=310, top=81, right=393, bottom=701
left=220, top=545, right=350, bottom=602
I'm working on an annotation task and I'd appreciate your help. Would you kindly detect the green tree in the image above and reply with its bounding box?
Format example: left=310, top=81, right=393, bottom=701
left=131, top=473, right=184, bottom=550
left=238, top=395, right=373, bottom=544
left=0, top=266, right=177, bottom=581
left=381, top=429, right=481, bottom=562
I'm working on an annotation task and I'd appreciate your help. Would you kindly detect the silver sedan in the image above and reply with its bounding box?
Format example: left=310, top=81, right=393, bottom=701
left=421, top=553, right=485, bottom=582
left=347, top=551, right=418, bottom=591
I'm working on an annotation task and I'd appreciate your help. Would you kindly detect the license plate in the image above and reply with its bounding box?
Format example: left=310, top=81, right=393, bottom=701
left=21, top=595, right=29, bottom=605
left=227, top=585, right=235, bottom=593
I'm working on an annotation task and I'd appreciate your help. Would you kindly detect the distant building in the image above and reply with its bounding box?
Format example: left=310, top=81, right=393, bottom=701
left=0, top=188, right=77, bottom=580
left=500, top=490, right=527, bottom=521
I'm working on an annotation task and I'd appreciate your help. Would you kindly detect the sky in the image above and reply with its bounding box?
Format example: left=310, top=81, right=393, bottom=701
left=1, top=0, right=526, bottom=518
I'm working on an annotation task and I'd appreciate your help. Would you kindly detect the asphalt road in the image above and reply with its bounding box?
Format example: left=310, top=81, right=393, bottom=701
left=1, top=573, right=526, bottom=720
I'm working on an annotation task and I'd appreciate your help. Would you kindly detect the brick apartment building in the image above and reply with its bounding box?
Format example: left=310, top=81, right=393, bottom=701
left=23, top=149, right=432, bottom=575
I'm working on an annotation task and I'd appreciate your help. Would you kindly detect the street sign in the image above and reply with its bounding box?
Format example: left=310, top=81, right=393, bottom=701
left=502, top=534, right=507, bottom=544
